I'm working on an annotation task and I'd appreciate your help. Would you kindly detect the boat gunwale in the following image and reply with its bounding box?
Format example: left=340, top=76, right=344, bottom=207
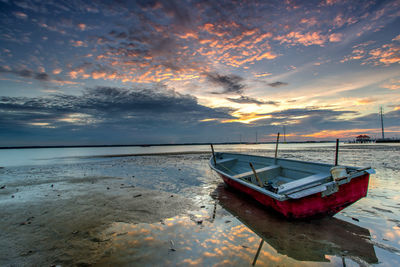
left=209, top=152, right=373, bottom=201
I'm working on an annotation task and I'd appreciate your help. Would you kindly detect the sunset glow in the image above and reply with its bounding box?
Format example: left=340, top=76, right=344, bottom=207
left=0, top=0, right=399, bottom=145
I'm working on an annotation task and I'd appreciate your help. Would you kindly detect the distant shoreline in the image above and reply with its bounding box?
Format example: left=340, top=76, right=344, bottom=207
left=0, top=141, right=336, bottom=150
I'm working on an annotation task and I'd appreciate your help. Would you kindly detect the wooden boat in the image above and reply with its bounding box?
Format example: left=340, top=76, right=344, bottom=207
left=209, top=152, right=375, bottom=219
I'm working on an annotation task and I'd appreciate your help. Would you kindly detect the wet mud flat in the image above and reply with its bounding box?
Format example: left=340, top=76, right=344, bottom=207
left=0, top=154, right=215, bottom=266
left=1, top=145, right=400, bottom=266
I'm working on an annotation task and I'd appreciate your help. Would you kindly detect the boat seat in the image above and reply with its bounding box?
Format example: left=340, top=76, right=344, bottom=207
left=277, top=172, right=331, bottom=194
left=233, top=165, right=280, bottom=179
left=216, top=158, right=237, bottom=165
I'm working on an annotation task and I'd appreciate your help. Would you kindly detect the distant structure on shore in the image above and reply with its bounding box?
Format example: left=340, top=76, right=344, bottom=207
left=355, top=135, right=372, bottom=143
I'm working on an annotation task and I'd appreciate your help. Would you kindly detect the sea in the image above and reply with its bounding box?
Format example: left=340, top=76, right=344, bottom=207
left=0, top=142, right=399, bottom=266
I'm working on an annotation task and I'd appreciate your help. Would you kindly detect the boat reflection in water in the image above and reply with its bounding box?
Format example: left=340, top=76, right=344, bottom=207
left=212, top=184, right=378, bottom=265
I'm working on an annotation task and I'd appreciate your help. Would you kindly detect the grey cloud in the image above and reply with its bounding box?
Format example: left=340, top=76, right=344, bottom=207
left=116, top=32, right=127, bottom=39
left=248, top=107, right=365, bottom=135
left=137, top=0, right=191, bottom=25
left=206, top=72, right=245, bottom=94
left=161, top=0, right=191, bottom=26
left=226, top=96, right=279, bottom=106
left=152, top=37, right=177, bottom=55
left=268, top=108, right=358, bottom=127
left=16, top=69, right=33, bottom=77
left=0, top=86, right=238, bottom=145
left=0, top=86, right=234, bottom=125
left=268, top=81, right=288, bottom=87
left=270, top=108, right=356, bottom=117
left=35, top=72, right=50, bottom=81
left=0, top=67, right=50, bottom=81
left=101, top=28, right=196, bottom=72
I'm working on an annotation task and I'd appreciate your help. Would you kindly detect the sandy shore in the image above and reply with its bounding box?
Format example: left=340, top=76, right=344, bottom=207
left=1, top=187, right=193, bottom=266
left=0, top=154, right=214, bottom=266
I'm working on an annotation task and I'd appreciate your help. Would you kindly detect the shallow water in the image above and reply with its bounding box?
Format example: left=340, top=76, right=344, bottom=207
left=0, top=143, right=399, bottom=266
left=0, top=142, right=336, bottom=167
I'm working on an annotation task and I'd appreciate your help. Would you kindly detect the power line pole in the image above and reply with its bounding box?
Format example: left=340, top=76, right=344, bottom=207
left=283, top=125, right=286, bottom=143
left=380, top=107, right=385, bottom=139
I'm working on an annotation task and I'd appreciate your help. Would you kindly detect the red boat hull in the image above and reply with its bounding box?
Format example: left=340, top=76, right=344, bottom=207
left=218, top=173, right=370, bottom=219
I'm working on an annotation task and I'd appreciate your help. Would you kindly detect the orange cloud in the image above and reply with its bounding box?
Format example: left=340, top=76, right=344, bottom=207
left=50, top=79, right=79, bottom=85
left=254, top=73, right=272, bottom=78
left=300, top=17, right=318, bottom=26
left=13, top=11, right=28, bottom=19
left=300, top=128, right=382, bottom=139
left=221, top=113, right=272, bottom=124
left=369, top=44, right=400, bottom=65
left=325, top=0, right=340, bottom=5
left=333, top=15, right=345, bottom=28
left=256, top=51, right=278, bottom=60
left=381, top=79, right=400, bottom=90
left=69, top=68, right=90, bottom=79
left=29, top=122, right=51, bottom=127
left=177, top=32, right=199, bottom=39
left=342, top=39, right=400, bottom=65
left=253, top=32, right=272, bottom=44
left=70, top=40, right=87, bottom=47
left=354, top=98, right=375, bottom=105
left=200, top=23, right=227, bottom=37
left=329, top=33, right=343, bottom=42
left=242, top=28, right=258, bottom=36
left=91, top=70, right=118, bottom=80
left=77, top=23, right=86, bottom=31
left=341, top=48, right=366, bottom=62
left=276, top=31, right=327, bottom=46
left=52, top=68, right=62, bottom=75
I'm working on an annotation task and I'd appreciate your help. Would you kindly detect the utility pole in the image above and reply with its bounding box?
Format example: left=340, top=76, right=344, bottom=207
left=380, top=107, right=385, bottom=139
left=283, top=125, right=286, bottom=143
left=256, top=131, right=258, bottom=143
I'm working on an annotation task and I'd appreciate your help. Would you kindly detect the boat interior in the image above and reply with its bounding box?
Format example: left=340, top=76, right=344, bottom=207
left=213, top=152, right=356, bottom=194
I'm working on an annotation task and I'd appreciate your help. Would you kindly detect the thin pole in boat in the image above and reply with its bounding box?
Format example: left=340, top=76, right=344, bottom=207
left=274, top=132, right=280, bottom=159
left=249, top=162, right=263, bottom=187
left=211, top=144, right=216, bottom=166
left=335, top=139, right=339, bottom=166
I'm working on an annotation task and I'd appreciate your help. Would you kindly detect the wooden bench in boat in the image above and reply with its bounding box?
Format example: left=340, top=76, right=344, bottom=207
left=216, top=158, right=237, bottom=165
left=233, top=165, right=280, bottom=179
left=277, top=172, right=331, bottom=194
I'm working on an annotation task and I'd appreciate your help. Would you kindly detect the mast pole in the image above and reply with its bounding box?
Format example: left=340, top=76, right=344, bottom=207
left=335, top=139, right=339, bottom=166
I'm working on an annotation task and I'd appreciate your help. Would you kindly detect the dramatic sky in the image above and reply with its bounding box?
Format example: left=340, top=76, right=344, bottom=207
left=1, top=0, right=399, bottom=146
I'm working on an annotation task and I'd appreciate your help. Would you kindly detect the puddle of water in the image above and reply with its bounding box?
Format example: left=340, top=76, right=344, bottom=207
left=95, top=185, right=379, bottom=266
